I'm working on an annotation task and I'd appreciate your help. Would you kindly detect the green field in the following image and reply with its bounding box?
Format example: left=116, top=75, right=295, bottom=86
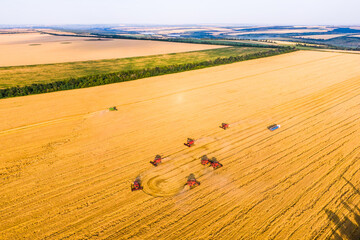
left=0, top=47, right=270, bottom=89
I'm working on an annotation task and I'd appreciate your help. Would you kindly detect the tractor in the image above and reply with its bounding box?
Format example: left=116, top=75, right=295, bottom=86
left=150, top=155, right=162, bottom=166
left=185, top=174, right=200, bottom=189
left=131, top=177, right=143, bottom=191
left=267, top=124, right=280, bottom=131
left=220, top=123, right=229, bottom=130
left=184, top=138, right=195, bottom=147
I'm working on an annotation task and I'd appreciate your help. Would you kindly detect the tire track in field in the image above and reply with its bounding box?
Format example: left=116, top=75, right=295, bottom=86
left=212, top=90, right=360, bottom=179
left=80, top=111, right=356, bottom=239
left=0, top=110, right=106, bottom=136
left=0, top=55, right=358, bottom=237
left=286, top=167, right=360, bottom=239
left=0, top=54, right=341, bottom=136
left=30, top=76, right=360, bottom=238
left=140, top=89, right=360, bottom=200
left=51, top=106, right=360, bottom=239
left=174, top=113, right=360, bottom=238
left=0, top=95, right=320, bottom=218
left=186, top=93, right=360, bottom=236
left=2, top=83, right=358, bottom=239
left=50, top=68, right=360, bottom=238
left=0, top=94, right=340, bottom=202
left=177, top=127, right=358, bottom=239
left=306, top=166, right=360, bottom=239
left=133, top=74, right=360, bottom=176
left=119, top=73, right=360, bottom=172
left=211, top=141, right=360, bottom=239
left=4, top=68, right=358, bottom=199
left=284, top=168, right=360, bottom=239
left=256, top=143, right=360, bottom=237
left=109, top=97, right=360, bottom=238
left=97, top=53, right=341, bottom=109
left=235, top=117, right=360, bottom=191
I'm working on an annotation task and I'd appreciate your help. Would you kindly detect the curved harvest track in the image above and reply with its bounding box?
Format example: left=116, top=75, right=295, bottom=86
left=1, top=51, right=360, bottom=239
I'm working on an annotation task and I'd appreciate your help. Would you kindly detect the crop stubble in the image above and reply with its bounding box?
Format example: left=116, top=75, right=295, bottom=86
left=1, top=51, right=360, bottom=239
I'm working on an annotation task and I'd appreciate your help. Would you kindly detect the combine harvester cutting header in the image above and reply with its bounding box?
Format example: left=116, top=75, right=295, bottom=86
left=150, top=155, right=162, bottom=167
left=184, top=138, right=195, bottom=147
left=185, top=174, right=200, bottom=189
left=131, top=177, right=143, bottom=191
left=219, top=123, right=229, bottom=130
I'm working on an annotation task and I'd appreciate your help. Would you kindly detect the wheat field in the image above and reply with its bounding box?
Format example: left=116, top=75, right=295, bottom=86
left=1, top=51, right=360, bottom=239
left=0, top=33, right=225, bottom=66
left=294, top=34, right=346, bottom=40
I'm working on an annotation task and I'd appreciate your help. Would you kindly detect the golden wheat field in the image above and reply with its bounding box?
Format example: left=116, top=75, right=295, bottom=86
left=294, top=34, right=346, bottom=40
left=1, top=51, right=360, bottom=239
left=227, top=28, right=330, bottom=36
left=0, top=33, right=225, bottom=66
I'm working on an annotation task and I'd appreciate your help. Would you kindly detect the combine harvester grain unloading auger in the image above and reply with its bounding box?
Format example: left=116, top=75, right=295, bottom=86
left=267, top=124, right=281, bottom=131
left=219, top=123, right=229, bottom=130
left=131, top=177, right=143, bottom=191
left=184, top=138, right=195, bottom=147
left=150, top=155, right=162, bottom=167
left=185, top=174, right=200, bottom=189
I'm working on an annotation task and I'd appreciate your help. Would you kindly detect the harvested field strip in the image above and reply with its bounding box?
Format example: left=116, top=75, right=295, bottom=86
left=89, top=61, right=354, bottom=237
left=0, top=51, right=338, bottom=133
left=1, top=51, right=360, bottom=239
left=288, top=164, right=360, bottom=239
left=0, top=90, right=354, bottom=223
left=107, top=81, right=359, bottom=240
left=0, top=52, right=354, bottom=189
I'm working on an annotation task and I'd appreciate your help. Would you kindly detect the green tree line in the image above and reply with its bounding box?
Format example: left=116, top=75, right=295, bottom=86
left=0, top=47, right=296, bottom=99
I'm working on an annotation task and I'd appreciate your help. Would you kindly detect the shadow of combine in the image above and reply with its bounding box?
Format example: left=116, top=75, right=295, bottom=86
left=325, top=177, right=360, bottom=240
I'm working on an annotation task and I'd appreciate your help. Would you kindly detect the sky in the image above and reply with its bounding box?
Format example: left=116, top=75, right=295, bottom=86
left=0, top=0, right=359, bottom=26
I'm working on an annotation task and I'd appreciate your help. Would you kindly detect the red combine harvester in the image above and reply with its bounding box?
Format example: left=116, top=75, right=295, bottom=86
left=184, top=138, right=195, bottom=147
left=220, top=123, right=229, bottom=130
left=185, top=174, right=200, bottom=189
left=131, top=177, right=143, bottom=191
left=209, top=157, right=223, bottom=169
left=150, top=155, right=162, bottom=166
left=201, top=155, right=210, bottom=165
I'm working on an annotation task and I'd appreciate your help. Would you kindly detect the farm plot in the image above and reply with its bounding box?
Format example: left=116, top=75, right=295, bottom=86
left=1, top=51, right=360, bottom=239
left=0, top=33, right=226, bottom=66
left=0, top=46, right=269, bottom=89
left=293, top=34, right=346, bottom=39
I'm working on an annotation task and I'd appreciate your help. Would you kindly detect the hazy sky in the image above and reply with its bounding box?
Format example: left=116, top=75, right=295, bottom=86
left=1, top=0, right=359, bottom=26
